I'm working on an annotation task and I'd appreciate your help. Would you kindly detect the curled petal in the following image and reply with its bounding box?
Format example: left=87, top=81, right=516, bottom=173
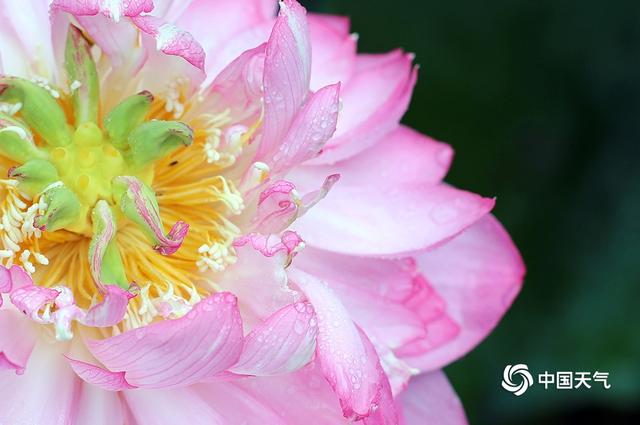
left=10, top=285, right=59, bottom=323
left=67, top=358, right=137, bottom=391
left=232, top=301, right=317, bottom=376
left=290, top=268, right=389, bottom=420
left=86, top=292, right=244, bottom=389
left=114, top=176, right=189, bottom=255
left=233, top=231, right=304, bottom=258
left=82, top=285, right=134, bottom=327
left=131, top=15, right=205, bottom=70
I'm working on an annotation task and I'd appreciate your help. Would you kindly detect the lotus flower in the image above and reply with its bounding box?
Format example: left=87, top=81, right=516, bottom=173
left=0, top=0, right=524, bottom=423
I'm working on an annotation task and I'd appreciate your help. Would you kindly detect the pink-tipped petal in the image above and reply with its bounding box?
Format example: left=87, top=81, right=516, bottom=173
left=0, top=310, right=38, bottom=374
left=290, top=268, right=388, bottom=420
left=309, top=51, right=417, bottom=165
left=257, top=0, right=311, bottom=160
left=131, top=15, right=205, bottom=70
left=232, top=301, right=317, bottom=376
left=402, top=215, right=525, bottom=371
left=292, top=181, right=495, bottom=256
left=67, top=357, right=137, bottom=391
left=269, top=83, right=341, bottom=173
left=81, top=285, right=133, bottom=327
left=399, top=371, right=468, bottom=425
left=87, top=292, right=244, bottom=389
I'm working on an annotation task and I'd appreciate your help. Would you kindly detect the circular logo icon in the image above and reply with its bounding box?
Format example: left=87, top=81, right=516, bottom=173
left=502, top=364, right=534, bottom=396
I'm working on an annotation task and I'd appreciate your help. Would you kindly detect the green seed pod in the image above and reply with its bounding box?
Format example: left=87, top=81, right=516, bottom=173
left=65, top=25, right=100, bottom=125
left=104, top=91, right=154, bottom=149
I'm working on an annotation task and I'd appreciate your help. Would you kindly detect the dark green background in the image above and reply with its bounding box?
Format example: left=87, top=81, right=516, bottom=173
left=309, top=1, right=640, bottom=424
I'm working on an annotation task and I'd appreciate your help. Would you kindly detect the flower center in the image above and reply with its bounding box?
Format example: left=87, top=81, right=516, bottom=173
left=0, top=26, right=245, bottom=327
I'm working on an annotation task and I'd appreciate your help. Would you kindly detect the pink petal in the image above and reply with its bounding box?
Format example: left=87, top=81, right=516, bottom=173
left=172, top=0, right=275, bottom=79
left=0, top=0, right=57, bottom=80
left=257, top=0, right=311, bottom=161
left=0, top=342, right=80, bottom=424
left=293, top=249, right=427, bottom=351
left=309, top=50, right=417, bottom=165
left=131, top=14, right=205, bottom=70
left=0, top=309, right=38, bottom=374
left=81, top=285, right=134, bottom=327
left=401, top=215, right=525, bottom=371
left=10, top=284, right=59, bottom=323
left=221, top=233, right=300, bottom=327
left=233, top=231, right=303, bottom=258
left=87, top=292, right=243, bottom=389
left=399, top=371, right=468, bottom=425
left=67, top=357, right=136, bottom=391
left=292, top=181, right=495, bottom=256
left=9, top=265, right=33, bottom=289
left=124, top=387, right=226, bottom=424
left=309, top=13, right=351, bottom=37
left=232, top=301, right=317, bottom=376
left=294, top=125, right=453, bottom=189
left=308, top=13, right=357, bottom=90
left=205, top=364, right=346, bottom=424
left=75, top=381, right=127, bottom=425
left=269, top=83, right=341, bottom=173
left=51, top=0, right=154, bottom=20
left=290, top=268, right=388, bottom=420
left=193, top=43, right=265, bottom=121
left=254, top=180, right=299, bottom=233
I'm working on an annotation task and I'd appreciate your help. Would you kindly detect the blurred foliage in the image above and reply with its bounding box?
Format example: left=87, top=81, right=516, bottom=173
left=308, top=1, right=640, bottom=423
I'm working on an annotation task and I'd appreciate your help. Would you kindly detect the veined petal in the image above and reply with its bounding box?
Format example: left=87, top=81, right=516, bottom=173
left=257, top=0, right=311, bottom=160
left=232, top=301, right=317, bottom=376
left=67, top=357, right=136, bottom=391
left=292, top=182, right=495, bottom=257
left=290, top=268, right=389, bottom=420
left=86, top=292, right=243, bottom=389
left=75, top=380, right=127, bottom=425
left=0, top=310, right=38, bottom=374
left=10, top=284, right=59, bottom=323
left=398, top=371, right=468, bottom=425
